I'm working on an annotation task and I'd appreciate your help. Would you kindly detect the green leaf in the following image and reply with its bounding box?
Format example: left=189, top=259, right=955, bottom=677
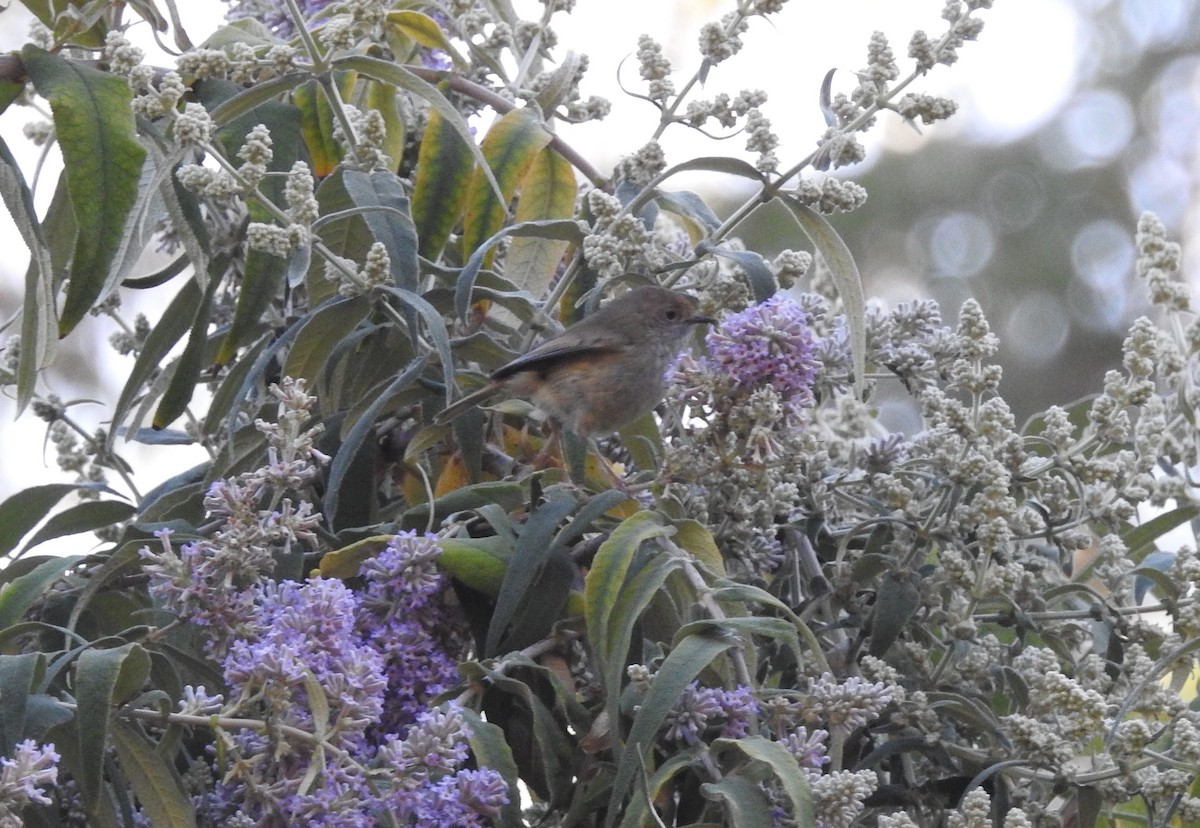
left=455, top=219, right=585, bottom=321
left=1122, top=505, right=1200, bottom=557
left=506, top=147, right=578, bottom=298
left=436, top=537, right=511, bottom=595
left=0, top=134, right=56, bottom=413
left=386, top=10, right=464, bottom=61
left=869, top=570, right=920, bottom=657
left=18, top=500, right=136, bottom=556
left=294, top=78, right=343, bottom=177
left=460, top=707, right=523, bottom=828
left=152, top=260, right=224, bottom=429
left=378, top=284, right=457, bottom=396
left=412, top=108, right=476, bottom=261
left=782, top=199, right=866, bottom=402
left=0, top=483, right=111, bottom=558
left=485, top=494, right=579, bottom=657
left=342, top=169, right=420, bottom=291
left=700, top=775, right=775, bottom=825
left=654, top=190, right=722, bottom=234
left=0, top=653, right=44, bottom=754
left=21, top=47, right=147, bottom=337
left=110, top=277, right=204, bottom=446
left=711, top=736, right=815, bottom=825
left=74, top=644, right=151, bottom=811
left=332, top=54, right=503, bottom=201
left=110, top=718, right=197, bottom=828
left=584, top=511, right=672, bottom=673
left=400, top=482, right=527, bottom=530
left=282, top=295, right=371, bottom=384
left=607, top=632, right=734, bottom=825
left=696, top=241, right=777, bottom=303
left=602, top=552, right=682, bottom=729
left=0, top=556, right=85, bottom=630
left=324, top=356, right=429, bottom=525
left=462, top=108, right=553, bottom=269
left=208, top=72, right=307, bottom=127
left=217, top=244, right=283, bottom=366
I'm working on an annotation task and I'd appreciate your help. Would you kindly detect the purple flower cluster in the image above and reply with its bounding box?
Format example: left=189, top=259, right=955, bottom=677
left=0, top=740, right=59, bottom=822
left=705, top=293, right=819, bottom=407
left=378, top=704, right=509, bottom=825
left=224, top=578, right=387, bottom=749
left=662, top=682, right=761, bottom=744
left=192, top=533, right=496, bottom=826
left=223, top=0, right=336, bottom=36
left=139, top=477, right=320, bottom=657
left=356, top=532, right=468, bottom=737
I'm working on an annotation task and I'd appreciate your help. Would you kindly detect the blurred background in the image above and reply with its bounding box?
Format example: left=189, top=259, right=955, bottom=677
left=1, top=0, right=1198, bottom=503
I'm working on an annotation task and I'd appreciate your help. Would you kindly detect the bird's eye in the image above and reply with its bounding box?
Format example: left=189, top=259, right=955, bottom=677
left=665, top=309, right=680, bottom=321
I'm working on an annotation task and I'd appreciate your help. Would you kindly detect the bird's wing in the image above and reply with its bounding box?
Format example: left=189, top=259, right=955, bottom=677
left=491, top=328, right=624, bottom=380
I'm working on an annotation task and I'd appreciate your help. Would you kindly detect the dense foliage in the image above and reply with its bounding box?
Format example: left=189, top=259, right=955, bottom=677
left=1, top=0, right=1199, bottom=826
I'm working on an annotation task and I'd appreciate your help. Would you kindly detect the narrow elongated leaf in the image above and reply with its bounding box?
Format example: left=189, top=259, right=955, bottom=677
left=506, top=147, right=578, bottom=297
left=364, top=77, right=408, bottom=165
left=869, top=570, right=920, bottom=657
left=378, top=285, right=457, bottom=395
left=21, top=46, right=147, bottom=336
left=282, top=295, right=370, bottom=384
left=485, top=494, right=579, bottom=656
left=342, top=169, right=420, bottom=290
left=18, top=500, right=136, bottom=556
left=584, top=511, right=672, bottom=670
left=696, top=241, right=776, bottom=303
left=208, top=72, right=307, bottom=127
left=412, top=109, right=475, bottom=261
left=607, top=632, right=734, bottom=825
left=603, top=552, right=681, bottom=719
left=74, top=644, right=151, bottom=811
left=434, top=537, right=510, bottom=594
left=462, top=108, right=553, bottom=268
left=1123, top=505, right=1200, bottom=557
left=712, top=736, right=815, bottom=825
left=455, top=219, right=585, bottom=321
left=783, top=199, right=866, bottom=401
left=324, top=356, right=429, bottom=524
left=110, top=278, right=202, bottom=446
left=0, top=555, right=85, bottom=630
left=460, top=708, right=522, bottom=828
left=216, top=247, right=282, bottom=366
left=386, top=10, right=463, bottom=61
left=0, top=134, right=56, bottom=413
left=110, top=718, right=197, bottom=828
left=400, top=482, right=526, bottom=530
left=332, top=54, right=503, bottom=201
left=654, top=190, right=722, bottom=233
left=152, top=262, right=223, bottom=429
left=700, top=776, right=775, bottom=825
left=0, top=653, right=43, bottom=754
left=0, top=484, right=108, bottom=558
left=294, top=79, right=342, bottom=177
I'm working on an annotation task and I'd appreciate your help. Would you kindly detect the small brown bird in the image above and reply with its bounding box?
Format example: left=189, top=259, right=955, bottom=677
left=436, top=285, right=714, bottom=437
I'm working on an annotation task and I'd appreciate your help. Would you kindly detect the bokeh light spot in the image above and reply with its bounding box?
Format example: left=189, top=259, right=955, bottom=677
left=1004, top=290, right=1071, bottom=364
left=928, top=212, right=995, bottom=278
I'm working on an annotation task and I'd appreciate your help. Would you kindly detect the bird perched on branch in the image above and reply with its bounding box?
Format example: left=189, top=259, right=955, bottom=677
left=435, top=285, right=714, bottom=437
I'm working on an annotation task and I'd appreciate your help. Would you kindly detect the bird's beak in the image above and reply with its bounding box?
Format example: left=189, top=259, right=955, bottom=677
left=689, top=313, right=717, bottom=325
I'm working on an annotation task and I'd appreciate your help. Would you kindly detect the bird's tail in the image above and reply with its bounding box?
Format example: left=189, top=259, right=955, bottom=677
left=433, top=383, right=497, bottom=424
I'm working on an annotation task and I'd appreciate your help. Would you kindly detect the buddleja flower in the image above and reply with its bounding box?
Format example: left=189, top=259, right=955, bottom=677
left=223, top=0, right=336, bottom=36
left=691, top=292, right=820, bottom=412
left=378, top=703, right=510, bottom=824
left=0, top=740, right=59, bottom=828
left=356, top=532, right=470, bottom=736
